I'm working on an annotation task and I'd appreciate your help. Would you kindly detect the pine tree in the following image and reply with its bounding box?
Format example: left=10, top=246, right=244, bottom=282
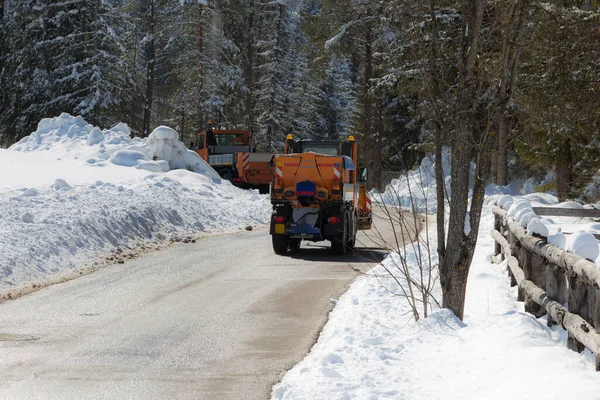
left=320, top=57, right=356, bottom=139
left=253, top=1, right=299, bottom=151
left=515, top=2, right=600, bottom=200
left=0, top=0, right=134, bottom=140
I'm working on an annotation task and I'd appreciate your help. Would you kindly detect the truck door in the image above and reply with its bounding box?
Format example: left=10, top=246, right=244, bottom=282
left=196, top=134, right=208, bottom=161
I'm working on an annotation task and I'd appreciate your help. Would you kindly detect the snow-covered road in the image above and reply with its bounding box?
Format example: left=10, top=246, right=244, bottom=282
left=0, top=211, right=419, bottom=400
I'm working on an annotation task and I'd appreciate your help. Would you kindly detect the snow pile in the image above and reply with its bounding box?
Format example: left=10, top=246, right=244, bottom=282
left=374, top=148, right=452, bottom=213
left=375, top=149, right=546, bottom=215
left=498, top=195, right=600, bottom=262
left=10, top=113, right=219, bottom=181
left=272, top=194, right=600, bottom=399
left=548, top=232, right=567, bottom=249
left=0, top=114, right=271, bottom=292
left=527, top=218, right=549, bottom=237
left=569, top=232, right=599, bottom=262
left=146, top=126, right=218, bottom=177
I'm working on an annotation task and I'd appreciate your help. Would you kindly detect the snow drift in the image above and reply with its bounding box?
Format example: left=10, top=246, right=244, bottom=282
left=11, top=113, right=220, bottom=181
left=0, top=114, right=270, bottom=292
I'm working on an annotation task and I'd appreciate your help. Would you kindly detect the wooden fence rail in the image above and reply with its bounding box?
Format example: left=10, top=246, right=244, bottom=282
left=532, top=207, right=600, bottom=218
left=492, top=205, right=600, bottom=371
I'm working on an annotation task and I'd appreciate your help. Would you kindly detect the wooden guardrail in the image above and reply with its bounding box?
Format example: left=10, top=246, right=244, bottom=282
left=492, top=205, right=600, bottom=371
left=532, top=206, right=600, bottom=218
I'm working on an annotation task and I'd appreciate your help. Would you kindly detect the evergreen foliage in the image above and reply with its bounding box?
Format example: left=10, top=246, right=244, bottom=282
left=0, top=0, right=597, bottom=201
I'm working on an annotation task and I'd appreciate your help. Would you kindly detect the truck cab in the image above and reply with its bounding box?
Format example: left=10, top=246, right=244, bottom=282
left=193, top=129, right=250, bottom=180
left=193, top=124, right=272, bottom=192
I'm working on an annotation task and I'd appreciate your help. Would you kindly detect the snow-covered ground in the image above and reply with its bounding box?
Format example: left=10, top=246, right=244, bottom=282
left=0, top=114, right=270, bottom=296
left=273, top=153, right=600, bottom=399
left=496, top=194, right=600, bottom=264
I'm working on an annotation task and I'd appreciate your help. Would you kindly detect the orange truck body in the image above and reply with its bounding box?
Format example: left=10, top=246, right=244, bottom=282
left=270, top=137, right=372, bottom=255
left=193, top=129, right=273, bottom=192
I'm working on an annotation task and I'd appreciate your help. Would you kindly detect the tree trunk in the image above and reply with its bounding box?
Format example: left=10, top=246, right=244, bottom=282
left=363, top=25, right=376, bottom=190
left=427, top=0, right=446, bottom=262
left=195, top=3, right=204, bottom=132
left=439, top=0, right=485, bottom=320
left=142, top=0, right=155, bottom=138
left=491, top=131, right=499, bottom=184
left=0, top=0, right=5, bottom=146
left=556, top=137, right=573, bottom=201
left=440, top=144, right=472, bottom=320
left=497, top=114, right=509, bottom=186
left=246, top=0, right=255, bottom=147
left=372, top=99, right=384, bottom=191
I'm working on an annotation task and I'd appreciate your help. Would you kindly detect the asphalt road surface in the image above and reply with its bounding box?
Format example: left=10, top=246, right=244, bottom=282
left=0, top=208, right=421, bottom=400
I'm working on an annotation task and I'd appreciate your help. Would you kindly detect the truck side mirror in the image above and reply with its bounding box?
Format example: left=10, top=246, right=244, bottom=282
left=358, top=167, right=367, bottom=183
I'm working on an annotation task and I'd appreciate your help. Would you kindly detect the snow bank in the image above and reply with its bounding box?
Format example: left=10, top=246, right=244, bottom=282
left=273, top=196, right=600, bottom=399
left=275, top=147, right=600, bottom=398
left=374, top=148, right=452, bottom=213
left=10, top=113, right=219, bottom=183
left=1, top=114, right=271, bottom=292
left=146, top=126, right=220, bottom=180
left=375, top=149, right=550, bottom=215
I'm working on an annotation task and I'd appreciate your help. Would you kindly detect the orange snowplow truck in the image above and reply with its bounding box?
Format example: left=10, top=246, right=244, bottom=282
left=269, top=135, right=372, bottom=255
left=193, top=122, right=272, bottom=193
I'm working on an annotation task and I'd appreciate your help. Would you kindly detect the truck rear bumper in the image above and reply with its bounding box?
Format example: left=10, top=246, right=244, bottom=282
left=288, top=224, right=321, bottom=239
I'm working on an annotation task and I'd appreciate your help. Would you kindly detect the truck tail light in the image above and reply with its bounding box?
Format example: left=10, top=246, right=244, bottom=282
left=274, top=216, right=286, bottom=223
left=328, top=217, right=341, bottom=224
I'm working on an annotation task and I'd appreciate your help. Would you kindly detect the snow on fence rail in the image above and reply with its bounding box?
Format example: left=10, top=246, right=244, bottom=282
left=491, top=205, right=600, bottom=371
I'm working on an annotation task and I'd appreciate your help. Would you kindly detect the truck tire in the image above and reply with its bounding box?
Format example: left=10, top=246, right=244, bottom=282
left=331, top=217, right=347, bottom=254
left=289, top=239, right=301, bottom=251
left=219, top=168, right=234, bottom=181
left=259, top=184, right=270, bottom=194
left=272, top=235, right=289, bottom=255
left=347, top=212, right=357, bottom=249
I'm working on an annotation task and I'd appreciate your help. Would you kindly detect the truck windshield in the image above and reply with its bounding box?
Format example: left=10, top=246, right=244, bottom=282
left=302, top=144, right=339, bottom=156
left=215, top=134, right=245, bottom=146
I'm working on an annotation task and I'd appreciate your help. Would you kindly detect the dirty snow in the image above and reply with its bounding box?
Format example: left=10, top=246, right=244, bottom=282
left=0, top=114, right=270, bottom=293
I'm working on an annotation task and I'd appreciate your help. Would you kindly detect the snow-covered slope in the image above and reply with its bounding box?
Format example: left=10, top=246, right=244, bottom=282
left=0, top=114, right=270, bottom=294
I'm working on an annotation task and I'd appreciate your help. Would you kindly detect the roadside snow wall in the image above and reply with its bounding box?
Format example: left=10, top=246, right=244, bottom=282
left=0, top=114, right=270, bottom=293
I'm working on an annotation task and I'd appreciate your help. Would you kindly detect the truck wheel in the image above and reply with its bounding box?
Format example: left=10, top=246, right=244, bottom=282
left=347, top=213, right=357, bottom=249
left=219, top=168, right=234, bottom=181
left=259, top=184, right=270, bottom=194
left=272, top=235, right=289, bottom=255
left=331, top=220, right=347, bottom=254
left=289, top=239, right=301, bottom=251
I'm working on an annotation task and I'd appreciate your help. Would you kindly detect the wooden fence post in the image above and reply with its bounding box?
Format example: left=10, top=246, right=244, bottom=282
left=517, top=247, right=530, bottom=302
left=568, top=275, right=587, bottom=353
left=595, top=287, right=600, bottom=371
left=508, top=232, right=518, bottom=287
left=524, top=252, right=545, bottom=317
left=546, top=263, right=568, bottom=327
left=494, top=214, right=502, bottom=258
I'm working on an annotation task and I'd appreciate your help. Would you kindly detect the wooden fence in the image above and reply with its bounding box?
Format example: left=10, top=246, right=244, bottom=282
left=492, top=204, right=600, bottom=371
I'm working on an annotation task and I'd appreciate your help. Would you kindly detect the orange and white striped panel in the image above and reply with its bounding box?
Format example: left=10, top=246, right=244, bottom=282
left=333, top=164, right=342, bottom=180
left=242, top=153, right=250, bottom=172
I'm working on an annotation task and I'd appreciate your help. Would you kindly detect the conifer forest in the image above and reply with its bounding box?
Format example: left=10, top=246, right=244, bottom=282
left=0, top=0, right=598, bottom=196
